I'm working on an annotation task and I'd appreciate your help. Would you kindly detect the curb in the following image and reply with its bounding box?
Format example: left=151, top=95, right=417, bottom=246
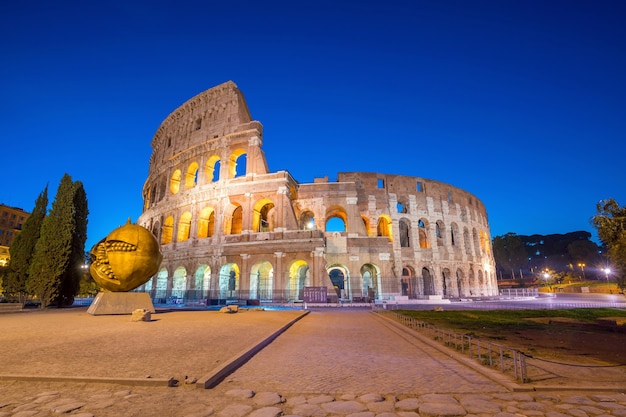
left=0, top=374, right=172, bottom=387
left=197, top=310, right=310, bottom=389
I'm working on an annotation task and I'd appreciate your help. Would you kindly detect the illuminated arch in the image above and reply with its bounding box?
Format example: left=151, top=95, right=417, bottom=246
left=228, top=149, right=247, bottom=178
left=155, top=268, right=168, bottom=299
left=287, top=260, right=309, bottom=301
left=162, top=215, right=174, bottom=244
left=194, top=264, right=211, bottom=299
left=299, top=210, right=315, bottom=230
left=198, top=207, right=215, bottom=238
left=250, top=261, right=273, bottom=300
left=253, top=198, right=275, bottom=232
left=177, top=211, right=192, bottom=242
left=185, top=162, right=199, bottom=188
left=224, top=203, right=243, bottom=235
left=418, top=219, right=430, bottom=248
left=205, top=155, right=221, bottom=183
left=376, top=214, right=392, bottom=240
left=172, top=266, right=187, bottom=299
left=219, top=263, right=240, bottom=299
left=170, top=169, right=181, bottom=194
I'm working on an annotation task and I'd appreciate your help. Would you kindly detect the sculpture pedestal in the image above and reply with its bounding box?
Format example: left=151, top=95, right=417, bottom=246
left=87, top=292, right=155, bottom=316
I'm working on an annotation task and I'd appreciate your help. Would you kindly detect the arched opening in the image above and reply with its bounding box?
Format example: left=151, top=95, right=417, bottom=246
left=287, top=260, right=309, bottom=301
left=228, top=149, right=247, bottom=178
left=185, top=162, right=199, bottom=188
left=219, top=263, right=239, bottom=300
left=194, top=264, right=210, bottom=301
left=464, top=228, right=472, bottom=255
left=172, top=266, right=187, bottom=300
left=198, top=207, right=215, bottom=238
left=299, top=210, right=315, bottom=230
left=399, top=218, right=410, bottom=247
left=401, top=266, right=416, bottom=298
left=436, top=221, right=445, bottom=246
left=253, top=199, right=275, bottom=232
left=161, top=216, right=174, bottom=244
left=177, top=211, right=192, bottom=242
left=325, top=206, right=347, bottom=232
left=170, top=169, right=181, bottom=194
left=442, top=268, right=451, bottom=297
left=473, top=229, right=481, bottom=256
left=328, top=268, right=346, bottom=299
left=155, top=268, right=169, bottom=301
left=225, top=204, right=243, bottom=235
left=250, top=261, right=273, bottom=301
left=205, top=156, right=221, bottom=183
left=469, top=268, right=476, bottom=296
left=450, top=222, right=459, bottom=247
left=377, top=215, right=392, bottom=240
left=418, top=219, right=430, bottom=248
left=422, top=267, right=434, bottom=296
left=456, top=268, right=465, bottom=298
left=361, top=263, right=380, bottom=301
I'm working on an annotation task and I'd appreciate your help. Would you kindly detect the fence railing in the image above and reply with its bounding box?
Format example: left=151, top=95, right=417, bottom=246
left=375, top=309, right=529, bottom=383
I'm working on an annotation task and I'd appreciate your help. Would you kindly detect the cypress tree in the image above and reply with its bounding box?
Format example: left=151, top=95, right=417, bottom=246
left=4, top=185, right=48, bottom=304
left=27, top=174, right=76, bottom=308
left=56, top=180, right=88, bottom=306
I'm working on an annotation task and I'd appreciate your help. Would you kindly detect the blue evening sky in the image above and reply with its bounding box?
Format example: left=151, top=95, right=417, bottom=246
left=1, top=0, right=624, bottom=250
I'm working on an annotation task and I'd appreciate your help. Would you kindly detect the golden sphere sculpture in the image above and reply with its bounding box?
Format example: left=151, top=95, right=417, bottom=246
left=90, top=220, right=162, bottom=292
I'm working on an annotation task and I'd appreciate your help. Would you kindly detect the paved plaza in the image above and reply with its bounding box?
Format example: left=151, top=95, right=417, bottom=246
left=1, top=307, right=625, bottom=417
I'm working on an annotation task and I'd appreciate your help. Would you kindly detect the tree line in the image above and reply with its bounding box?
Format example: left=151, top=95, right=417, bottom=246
left=492, top=198, right=626, bottom=291
left=0, top=173, right=88, bottom=308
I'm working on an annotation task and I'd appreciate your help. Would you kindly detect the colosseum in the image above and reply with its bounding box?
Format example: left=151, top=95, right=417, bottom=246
left=137, top=81, right=497, bottom=305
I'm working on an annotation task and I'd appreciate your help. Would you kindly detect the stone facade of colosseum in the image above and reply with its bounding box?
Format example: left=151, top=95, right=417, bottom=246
left=137, top=81, right=497, bottom=305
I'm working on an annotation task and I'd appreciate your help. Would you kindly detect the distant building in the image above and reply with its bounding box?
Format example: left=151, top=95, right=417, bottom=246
left=0, top=204, right=30, bottom=266
left=137, top=81, right=497, bottom=304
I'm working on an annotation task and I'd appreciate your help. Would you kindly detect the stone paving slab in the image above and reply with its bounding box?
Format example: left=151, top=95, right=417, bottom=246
left=222, top=309, right=509, bottom=395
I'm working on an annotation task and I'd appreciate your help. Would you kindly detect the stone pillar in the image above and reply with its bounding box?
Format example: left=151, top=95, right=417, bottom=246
left=274, top=252, right=285, bottom=301
left=240, top=253, right=250, bottom=300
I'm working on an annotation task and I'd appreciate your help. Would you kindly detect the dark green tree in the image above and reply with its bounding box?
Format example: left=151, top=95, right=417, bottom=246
left=592, top=198, right=626, bottom=291
left=27, top=174, right=86, bottom=308
left=3, top=186, right=48, bottom=304
left=55, top=180, right=88, bottom=306
left=492, top=233, right=527, bottom=279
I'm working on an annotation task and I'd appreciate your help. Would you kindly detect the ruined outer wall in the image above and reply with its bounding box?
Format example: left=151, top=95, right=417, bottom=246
left=137, top=81, right=498, bottom=302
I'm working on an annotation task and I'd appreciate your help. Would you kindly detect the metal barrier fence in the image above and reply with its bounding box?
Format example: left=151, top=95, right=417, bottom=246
left=375, top=309, right=529, bottom=383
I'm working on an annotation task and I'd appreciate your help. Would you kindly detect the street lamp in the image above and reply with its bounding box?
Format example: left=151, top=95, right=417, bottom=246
left=604, top=268, right=611, bottom=282
left=578, top=263, right=586, bottom=280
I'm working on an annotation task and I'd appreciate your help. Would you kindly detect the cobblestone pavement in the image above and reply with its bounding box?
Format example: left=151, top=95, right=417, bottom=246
left=1, top=308, right=625, bottom=417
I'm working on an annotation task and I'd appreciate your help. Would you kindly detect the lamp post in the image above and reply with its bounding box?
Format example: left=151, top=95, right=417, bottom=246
left=604, top=268, right=611, bottom=282
left=578, top=263, right=586, bottom=280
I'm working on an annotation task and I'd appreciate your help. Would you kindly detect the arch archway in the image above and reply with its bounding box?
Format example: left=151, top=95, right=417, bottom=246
left=219, top=263, right=240, bottom=300
left=421, top=267, right=435, bottom=296
left=172, top=266, right=187, bottom=300
left=361, top=263, right=380, bottom=301
left=287, top=260, right=309, bottom=301
left=250, top=261, right=273, bottom=300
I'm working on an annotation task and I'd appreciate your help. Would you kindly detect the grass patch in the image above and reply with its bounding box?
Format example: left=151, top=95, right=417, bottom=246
left=395, top=308, right=626, bottom=335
